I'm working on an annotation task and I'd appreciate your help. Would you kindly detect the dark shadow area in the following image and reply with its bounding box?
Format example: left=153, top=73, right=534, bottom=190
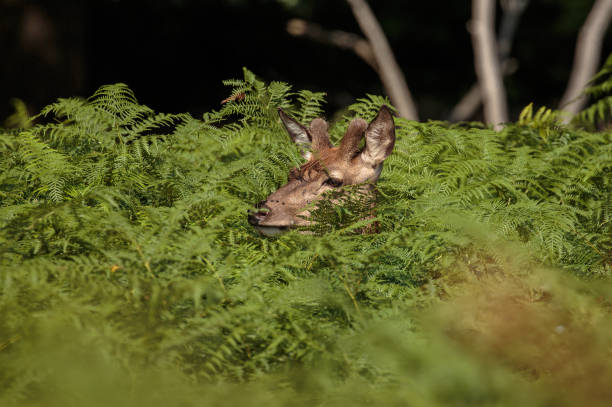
left=1, top=0, right=610, bottom=120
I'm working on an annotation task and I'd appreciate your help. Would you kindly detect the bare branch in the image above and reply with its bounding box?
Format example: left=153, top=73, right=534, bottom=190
left=345, top=0, right=418, bottom=120
left=449, top=0, right=527, bottom=123
left=286, top=19, right=378, bottom=72
left=559, top=0, right=612, bottom=117
left=450, top=59, right=518, bottom=122
left=449, top=83, right=485, bottom=123
left=497, top=0, right=530, bottom=60
left=470, top=0, right=509, bottom=130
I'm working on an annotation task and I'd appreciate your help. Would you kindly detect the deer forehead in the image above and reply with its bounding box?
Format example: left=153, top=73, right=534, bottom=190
left=347, top=157, right=383, bottom=183
left=307, top=155, right=381, bottom=184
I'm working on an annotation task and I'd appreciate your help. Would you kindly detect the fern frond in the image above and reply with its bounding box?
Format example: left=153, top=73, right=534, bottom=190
left=2, top=75, right=612, bottom=407
left=296, top=90, right=326, bottom=124
left=3, top=98, right=32, bottom=129
left=574, top=53, right=612, bottom=128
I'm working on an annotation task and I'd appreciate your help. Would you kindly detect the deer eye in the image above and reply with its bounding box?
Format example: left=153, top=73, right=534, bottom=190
left=324, top=178, right=343, bottom=188
left=288, top=168, right=302, bottom=181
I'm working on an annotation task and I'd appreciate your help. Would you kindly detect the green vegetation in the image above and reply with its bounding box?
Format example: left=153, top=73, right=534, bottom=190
left=574, top=53, right=612, bottom=129
left=1, top=68, right=611, bottom=406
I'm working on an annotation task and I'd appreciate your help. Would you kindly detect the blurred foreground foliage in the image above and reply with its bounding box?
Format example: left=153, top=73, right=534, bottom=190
left=1, top=69, right=611, bottom=406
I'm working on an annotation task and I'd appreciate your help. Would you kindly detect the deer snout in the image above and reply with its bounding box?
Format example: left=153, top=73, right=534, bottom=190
left=248, top=201, right=270, bottom=225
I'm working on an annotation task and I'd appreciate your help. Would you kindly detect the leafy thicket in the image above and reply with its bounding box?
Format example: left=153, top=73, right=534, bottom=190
left=1, top=67, right=612, bottom=406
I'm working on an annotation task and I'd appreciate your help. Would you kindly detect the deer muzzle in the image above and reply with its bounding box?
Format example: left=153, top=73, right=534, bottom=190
left=247, top=201, right=292, bottom=236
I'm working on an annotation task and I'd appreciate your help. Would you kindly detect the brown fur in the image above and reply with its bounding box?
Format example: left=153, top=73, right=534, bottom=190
left=248, top=106, right=395, bottom=232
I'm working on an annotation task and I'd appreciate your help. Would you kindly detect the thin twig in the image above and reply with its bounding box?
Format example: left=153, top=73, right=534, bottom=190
left=342, top=276, right=363, bottom=318
left=571, top=226, right=612, bottom=267
left=287, top=19, right=378, bottom=72
left=132, top=241, right=154, bottom=277
left=450, top=60, right=518, bottom=122
left=498, top=0, right=530, bottom=60
left=345, top=0, right=419, bottom=120
left=0, top=335, right=20, bottom=352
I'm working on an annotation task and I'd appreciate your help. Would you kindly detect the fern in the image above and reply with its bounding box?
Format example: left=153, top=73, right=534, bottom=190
left=1, top=72, right=612, bottom=407
left=574, top=53, right=612, bottom=128
left=518, top=102, right=563, bottom=141
left=3, top=99, right=31, bottom=129
left=296, top=90, right=327, bottom=124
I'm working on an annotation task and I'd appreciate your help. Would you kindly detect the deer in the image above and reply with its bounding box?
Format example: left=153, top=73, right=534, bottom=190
left=248, top=105, right=396, bottom=236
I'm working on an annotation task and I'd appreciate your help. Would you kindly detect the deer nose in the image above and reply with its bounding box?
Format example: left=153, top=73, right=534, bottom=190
left=248, top=201, right=270, bottom=225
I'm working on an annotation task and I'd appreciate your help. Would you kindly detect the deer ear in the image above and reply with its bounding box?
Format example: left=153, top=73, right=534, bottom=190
left=278, top=108, right=312, bottom=160
left=360, top=105, right=395, bottom=167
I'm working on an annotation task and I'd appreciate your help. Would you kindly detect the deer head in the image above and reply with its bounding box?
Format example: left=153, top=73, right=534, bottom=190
left=248, top=105, right=395, bottom=236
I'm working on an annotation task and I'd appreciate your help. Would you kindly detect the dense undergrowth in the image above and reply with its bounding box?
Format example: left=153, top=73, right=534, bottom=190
left=1, top=68, right=611, bottom=406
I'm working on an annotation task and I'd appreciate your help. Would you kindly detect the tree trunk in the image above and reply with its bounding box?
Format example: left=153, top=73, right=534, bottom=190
left=470, top=0, right=509, bottom=130
left=559, top=0, right=612, bottom=118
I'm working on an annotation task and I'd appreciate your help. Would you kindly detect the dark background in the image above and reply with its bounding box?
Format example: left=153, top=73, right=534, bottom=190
left=1, top=0, right=610, bottom=122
